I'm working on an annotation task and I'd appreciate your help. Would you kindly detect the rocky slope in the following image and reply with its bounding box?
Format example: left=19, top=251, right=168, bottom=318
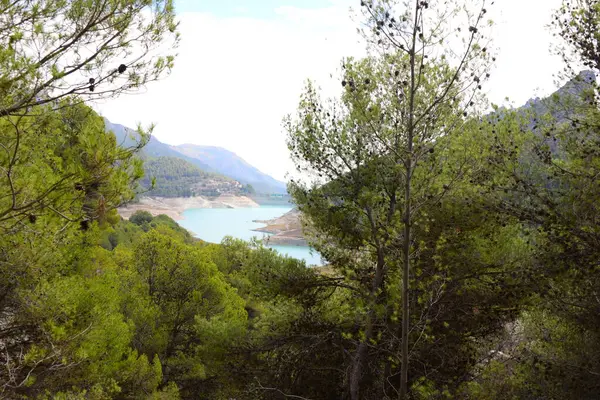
left=253, top=208, right=307, bottom=246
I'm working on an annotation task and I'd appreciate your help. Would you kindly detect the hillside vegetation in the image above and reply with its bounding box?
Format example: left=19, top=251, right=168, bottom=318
left=106, top=121, right=216, bottom=172
left=140, top=156, right=247, bottom=197
left=107, top=121, right=287, bottom=195
left=172, top=144, right=288, bottom=194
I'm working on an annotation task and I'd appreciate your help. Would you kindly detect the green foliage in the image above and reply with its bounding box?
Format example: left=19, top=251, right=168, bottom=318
left=2, top=0, right=600, bottom=398
left=110, top=230, right=247, bottom=398
left=130, top=210, right=154, bottom=226
left=553, top=0, right=600, bottom=72
left=0, top=99, right=145, bottom=228
left=140, top=156, right=240, bottom=198
left=283, top=43, right=529, bottom=396
left=467, top=90, right=600, bottom=399
left=241, top=184, right=256, bottom=195
left=0, top=98, right=150, bottom=395
left=0, top=0, right=179, bottom=117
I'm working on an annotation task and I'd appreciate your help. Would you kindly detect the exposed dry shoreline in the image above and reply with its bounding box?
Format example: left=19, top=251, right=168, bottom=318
left=252, top=208, right=307, bottom=247
left=118, top=197, right=307, bottom=247
left=117, top=195, right=260, bottom=220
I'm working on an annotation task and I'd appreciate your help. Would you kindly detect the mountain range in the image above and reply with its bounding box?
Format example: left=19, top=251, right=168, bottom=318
left=172, top=144, right=288, bottom=195
left=105, top=120, right=288, bottom=194
left=105, top=71, right=594, bottom=199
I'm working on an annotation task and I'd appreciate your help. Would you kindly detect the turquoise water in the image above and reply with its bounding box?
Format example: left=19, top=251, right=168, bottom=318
left=178, top=206, right=323, bottom=266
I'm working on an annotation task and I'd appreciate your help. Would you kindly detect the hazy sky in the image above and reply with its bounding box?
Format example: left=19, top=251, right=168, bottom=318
left=95, top=0, right=565, bottom=182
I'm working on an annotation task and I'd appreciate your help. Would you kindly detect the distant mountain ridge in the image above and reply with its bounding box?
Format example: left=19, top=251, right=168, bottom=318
left=171, top=144, right=287, bottom=194
left=105, top=120, right=215, bottom=172
left=105, top=119, right=288, bottom=194
left=521, top=70, right=596, bottom=117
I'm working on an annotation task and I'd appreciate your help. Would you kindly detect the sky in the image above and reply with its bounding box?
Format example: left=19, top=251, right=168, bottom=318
left=95, top=0, right=565, bottom=182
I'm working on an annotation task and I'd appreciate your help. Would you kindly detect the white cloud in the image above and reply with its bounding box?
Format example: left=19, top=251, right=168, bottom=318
left=485, top=0, right=565, bottom=106
left=96, top=2, right=362, bottom=182
left=95, top=0, right=567, bottom=182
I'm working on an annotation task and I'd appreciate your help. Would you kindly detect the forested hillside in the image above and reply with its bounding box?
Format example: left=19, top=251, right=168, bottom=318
left=106, top=120, right=216, bottom=172
left=2, top=0, right=600, bottom=399
left=107, top=123, right=258, bottom=198
left=107, top=120, right=287, bottom=195
left=140, top=156, right=247, bottom=197
left=172, top=144, right=288, bottom=194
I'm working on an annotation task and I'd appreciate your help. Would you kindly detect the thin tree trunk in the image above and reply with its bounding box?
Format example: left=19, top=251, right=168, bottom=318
left=400, top=1, right=420, bottom=397
left=400, top=160, right=411, bottom=399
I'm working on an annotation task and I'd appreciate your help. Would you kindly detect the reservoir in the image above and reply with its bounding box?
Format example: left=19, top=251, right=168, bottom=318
left=178, top=205, right=323, bottom=266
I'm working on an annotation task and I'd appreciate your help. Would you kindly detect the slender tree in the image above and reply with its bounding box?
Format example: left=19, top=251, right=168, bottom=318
left=358, top=2, right=495, bottom=396
left=287, top=1, right=495, bottom=397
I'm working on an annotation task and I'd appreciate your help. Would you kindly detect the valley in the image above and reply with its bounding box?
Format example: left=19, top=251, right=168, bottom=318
left=108, top=119, right=311, bottom=261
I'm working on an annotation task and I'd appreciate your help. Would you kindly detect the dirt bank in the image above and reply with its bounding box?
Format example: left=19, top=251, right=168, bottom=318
left=253, top=208, right=307, bottom=246
left=118, top=195, right=260, bottom=220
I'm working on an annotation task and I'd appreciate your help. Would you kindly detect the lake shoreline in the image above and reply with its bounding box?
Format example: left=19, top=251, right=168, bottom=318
left=250, top=208, right=307, bottom=247
left=117, top=195, right=260, bottom=221
left=177, top=206, right=321, bottom=265
left=120, top=200, right=317, bottom=262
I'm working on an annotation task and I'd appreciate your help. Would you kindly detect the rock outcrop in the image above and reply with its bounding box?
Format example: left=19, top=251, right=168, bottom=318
left=253, top=208, right=307, bottom=246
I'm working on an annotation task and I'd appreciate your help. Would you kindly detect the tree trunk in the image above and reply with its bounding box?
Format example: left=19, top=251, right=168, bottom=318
left=400, top=160, right=411, bottom=399
left=400, top=2, right=420, bottom=397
